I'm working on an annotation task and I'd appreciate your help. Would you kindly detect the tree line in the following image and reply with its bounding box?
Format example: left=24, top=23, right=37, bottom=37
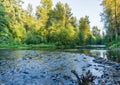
left=0, top=0, right=104, bottom=47
left=101, top=0, right=120, bottom=43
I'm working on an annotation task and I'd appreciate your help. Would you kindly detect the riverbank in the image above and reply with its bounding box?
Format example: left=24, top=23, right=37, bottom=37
left=0, top=43, right=56, bottom=49
left=0, top=43, right=107, bottom=50
left=0, top=43, right=77, bottom=49
left=107, top=41, right=120, bottom=49
left=0, top=50, right=120, bottom=85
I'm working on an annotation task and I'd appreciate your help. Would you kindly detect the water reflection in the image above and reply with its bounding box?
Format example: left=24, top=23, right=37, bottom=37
left=80, top=49, right=120, bottom=63
left=90, top=50, right=107, bottom=59
left=64, top=48, right=120, bottom=62
left=0, top=49, right=27, bottom=60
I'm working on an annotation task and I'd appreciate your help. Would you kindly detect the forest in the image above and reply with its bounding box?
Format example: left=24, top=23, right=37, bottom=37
left=0, top=0, right=120, bottom=48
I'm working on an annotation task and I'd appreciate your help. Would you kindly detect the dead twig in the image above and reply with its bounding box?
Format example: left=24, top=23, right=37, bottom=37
left=71, top=70, right=96, bottom=85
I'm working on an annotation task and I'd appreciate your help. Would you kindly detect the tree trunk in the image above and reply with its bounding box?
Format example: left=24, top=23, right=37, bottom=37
left=114, top=0, right=118, bottom=41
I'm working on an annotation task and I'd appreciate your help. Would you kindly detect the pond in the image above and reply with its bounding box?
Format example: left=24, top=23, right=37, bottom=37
left=0, top=47, right=120, bottom=85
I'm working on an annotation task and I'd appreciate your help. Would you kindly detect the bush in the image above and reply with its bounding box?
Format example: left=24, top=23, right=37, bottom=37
left=23, top=32, right=44, bottom=44
left=0, top=34, right=13, bottom=44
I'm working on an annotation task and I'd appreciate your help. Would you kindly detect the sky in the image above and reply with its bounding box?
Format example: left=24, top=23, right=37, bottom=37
left=22, top=0, right=104, bottom=31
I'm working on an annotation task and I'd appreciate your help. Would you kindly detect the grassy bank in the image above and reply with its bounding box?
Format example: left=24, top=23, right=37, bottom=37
left=0, top=43, right=56, bottom=49
left=107, top=41, right=120, bottom=49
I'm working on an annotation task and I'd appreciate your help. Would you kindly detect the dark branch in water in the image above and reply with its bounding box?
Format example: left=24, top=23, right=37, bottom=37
left=71, top=70, right=96, bottom=85
left=71, top=70, right=81, bottom=85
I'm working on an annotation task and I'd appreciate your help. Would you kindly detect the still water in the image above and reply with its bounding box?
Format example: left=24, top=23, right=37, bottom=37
left=82, top=49, right=120, bottom=63
left=64, top=47, right=120, bottom=63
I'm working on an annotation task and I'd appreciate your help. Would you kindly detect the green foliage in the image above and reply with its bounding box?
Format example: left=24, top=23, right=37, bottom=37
left=101, top=0, right=120, bottom=41
left=86, top=34, right=95, bottom=45
left=44, top=2, right=76, bottom=47
left=78, top=31, right=84, bottom=45
left=91, top=26, right=104, bottom=44
left=0, top=2, right=13, bottom=44
left=106, top=40, right=120, bottom=48
left=0, top=3, right=9, bottom=33
left=55, top=23, right=76, bottom=47
left=23, top=32, right=44, bottom=44
left=78, top=16, right=91, bottom=45
left=108, top=50, right=120, bottom=62
left=0, top=0, right=106, bottom=48
left=1, top=0, right=27, bottom=41
left=0, top=34, right=13, bottom=44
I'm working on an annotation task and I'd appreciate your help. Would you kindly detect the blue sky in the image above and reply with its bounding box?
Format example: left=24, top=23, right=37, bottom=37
left=22, top=0, right=103, bottom=30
